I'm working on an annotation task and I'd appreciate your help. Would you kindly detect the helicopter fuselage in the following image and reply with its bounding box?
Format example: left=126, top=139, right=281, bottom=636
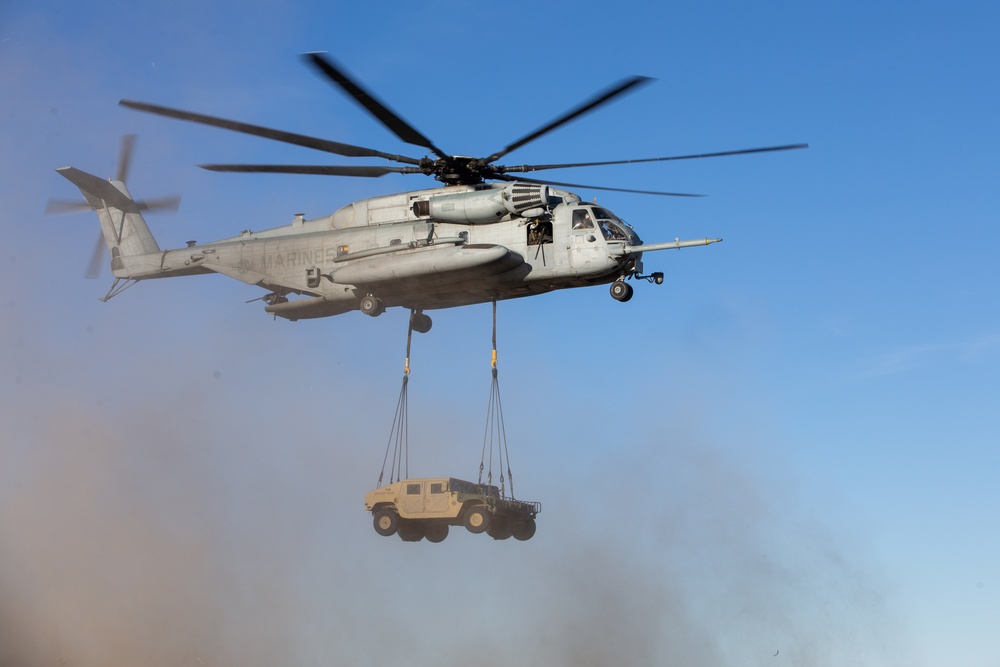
left=124, top=181, right=671, bottom=321
left=61, top=53, right=805, bottom=325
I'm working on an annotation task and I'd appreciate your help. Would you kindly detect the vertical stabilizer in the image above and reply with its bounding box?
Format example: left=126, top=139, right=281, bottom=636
left=55, top=167, right=161, bottom=276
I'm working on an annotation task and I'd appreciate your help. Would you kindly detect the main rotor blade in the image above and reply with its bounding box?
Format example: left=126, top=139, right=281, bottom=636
left=482, top=75, right=653, bottom=164
left=493, top=174, right=702, bottom=197
left=498, top=143, right=810, bottom=173
left=119, top=99, right=423, bottom=165
left=198, top=163, right=421, bottom=177
left=116, top=133, right=136, bottom=183
left=304, top=52, right=449, bottom=160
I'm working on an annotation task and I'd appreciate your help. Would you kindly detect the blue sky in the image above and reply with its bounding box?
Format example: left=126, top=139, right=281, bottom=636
left=2, top=1, right=998, bottom=665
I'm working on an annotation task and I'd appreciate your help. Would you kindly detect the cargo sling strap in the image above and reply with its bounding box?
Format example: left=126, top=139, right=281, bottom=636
left=479, top=300, right=517, bottom=500
left=377, top=311, right=418, bottom=487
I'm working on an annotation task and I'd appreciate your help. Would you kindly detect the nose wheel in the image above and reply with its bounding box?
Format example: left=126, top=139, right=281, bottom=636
left=610, top=280, right=633, bottom=302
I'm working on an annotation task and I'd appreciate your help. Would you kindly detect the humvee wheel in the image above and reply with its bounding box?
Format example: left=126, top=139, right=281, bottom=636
left=463, top=506, right=491, bottom=534
left=487, top=515, right=513, bottom=540
left=397, top=520, right=424, bottom=542
left=424, top=524, right=449, bottom=543
left=373, top=508, right=398, bottom=537
left=512, top=517, right=536, bottom=541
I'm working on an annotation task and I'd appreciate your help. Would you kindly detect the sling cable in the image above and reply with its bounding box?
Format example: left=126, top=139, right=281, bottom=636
left=479, top=300, right=516, bottom=500
left=376, top=310, right=419, bottom=487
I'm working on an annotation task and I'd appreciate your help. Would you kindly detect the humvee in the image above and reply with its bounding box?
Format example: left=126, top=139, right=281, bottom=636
left=364, top=477, right=540, bottom=542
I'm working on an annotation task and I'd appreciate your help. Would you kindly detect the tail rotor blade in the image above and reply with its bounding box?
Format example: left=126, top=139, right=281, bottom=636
left=116, top=134, right=136, bottom=183
left=45, top=199, right=92, bottom=215
left=135, top=194, right=181, bottom=212
left=84, top=233, right=105, bottom=279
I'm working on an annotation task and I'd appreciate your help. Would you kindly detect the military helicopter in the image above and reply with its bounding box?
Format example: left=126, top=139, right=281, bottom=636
left=55, top=53, right=806, bottom=332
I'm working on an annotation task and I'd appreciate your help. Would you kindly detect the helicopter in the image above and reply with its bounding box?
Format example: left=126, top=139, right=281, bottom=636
left=54, top=53, right=806, bottom=333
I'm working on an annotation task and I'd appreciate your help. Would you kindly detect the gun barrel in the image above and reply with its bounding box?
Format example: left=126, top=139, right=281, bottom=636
left=625, top=237, right=722, bottom=253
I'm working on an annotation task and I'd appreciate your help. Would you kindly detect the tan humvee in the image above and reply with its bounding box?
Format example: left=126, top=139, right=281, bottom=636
left=365, top=477, right=540, bottom=542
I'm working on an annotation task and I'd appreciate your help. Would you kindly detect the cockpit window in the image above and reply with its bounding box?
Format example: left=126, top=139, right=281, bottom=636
left=592, top=207, right=614, bottom=220
left=599, top=219, right=629, bottom=241
left=572, top=209, right=595, bottom=229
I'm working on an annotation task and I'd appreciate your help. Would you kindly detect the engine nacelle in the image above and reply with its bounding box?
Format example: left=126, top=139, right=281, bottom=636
left=422, top=182, right=549, bottom=224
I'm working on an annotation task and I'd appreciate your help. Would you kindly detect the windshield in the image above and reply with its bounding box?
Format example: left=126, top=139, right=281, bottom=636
left=598, top=218, right=628, bottom=241
left=570, top=205, right=632, bottom=241
left=590, top=207, right=629, bottom=240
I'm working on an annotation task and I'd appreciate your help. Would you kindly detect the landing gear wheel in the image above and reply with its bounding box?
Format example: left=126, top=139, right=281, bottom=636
left=610, top=280, right=633, bottom=302
left=424, top=524, right=449, bottom=543
left=410, top=311, right=432, bottom=334
left=360, top=294, right=385, bottom=317
left=396, top=519, right=424, bottom=542
left=373, top=509, right=398, bottom=537
left=487, top=515, right=513, bottom=540
left=512, top=517, right=537, bottom=541
left=463, top=506, right=491, bottom=534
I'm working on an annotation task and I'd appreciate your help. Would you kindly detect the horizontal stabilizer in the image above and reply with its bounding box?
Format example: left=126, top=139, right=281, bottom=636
left=56, top=167, right=141, bottom=213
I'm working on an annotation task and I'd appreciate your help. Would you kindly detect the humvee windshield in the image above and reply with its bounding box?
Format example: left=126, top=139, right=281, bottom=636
left=449, top=478, right=500, bottom=496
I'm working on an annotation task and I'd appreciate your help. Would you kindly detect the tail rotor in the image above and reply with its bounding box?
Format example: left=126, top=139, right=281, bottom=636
left=47, top=134, right=180, bottom=278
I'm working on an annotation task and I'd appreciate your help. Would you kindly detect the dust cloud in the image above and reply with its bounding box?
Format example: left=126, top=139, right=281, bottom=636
left=0, top=382, right=902, bottom=666
left=1, top=401, right=300, bottom=666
